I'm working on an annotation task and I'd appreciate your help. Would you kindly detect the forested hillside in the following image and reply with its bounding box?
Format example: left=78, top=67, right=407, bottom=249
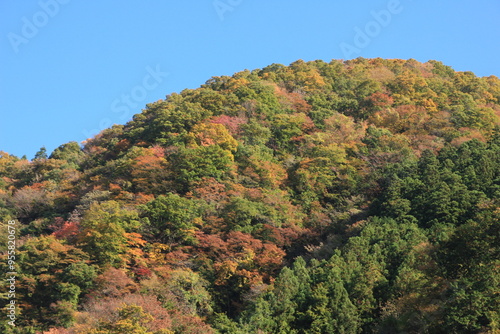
left=1, top=58, right=499, bottom=333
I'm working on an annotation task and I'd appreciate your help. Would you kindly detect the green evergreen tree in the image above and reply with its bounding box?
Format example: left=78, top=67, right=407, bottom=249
left=34, top=146, right=47, bottom=160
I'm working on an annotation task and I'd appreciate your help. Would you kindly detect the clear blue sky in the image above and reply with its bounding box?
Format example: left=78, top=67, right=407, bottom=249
left=1, top=0, right=499, bottom=159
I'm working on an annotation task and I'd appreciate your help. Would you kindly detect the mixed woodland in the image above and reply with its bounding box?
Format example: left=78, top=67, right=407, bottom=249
left=1, top=58, right=500, bottom=333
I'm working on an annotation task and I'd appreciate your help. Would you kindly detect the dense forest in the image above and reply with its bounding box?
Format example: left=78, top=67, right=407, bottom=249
left=1, top=58, right=499, bottom=333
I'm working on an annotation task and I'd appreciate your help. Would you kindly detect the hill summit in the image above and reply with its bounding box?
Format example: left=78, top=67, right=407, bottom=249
left=1, top=58, right=499, bottom=333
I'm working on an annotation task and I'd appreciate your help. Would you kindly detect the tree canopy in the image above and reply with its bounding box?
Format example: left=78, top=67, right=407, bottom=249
left=1, top=58, right=499, bottom=333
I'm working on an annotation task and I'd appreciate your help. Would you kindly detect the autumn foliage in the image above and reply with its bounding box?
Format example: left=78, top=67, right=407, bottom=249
left=1, top=58, right=500, bottom=333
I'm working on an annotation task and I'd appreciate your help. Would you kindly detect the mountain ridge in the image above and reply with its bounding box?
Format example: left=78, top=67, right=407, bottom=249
left=1, top=57, right=499, bottom=333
